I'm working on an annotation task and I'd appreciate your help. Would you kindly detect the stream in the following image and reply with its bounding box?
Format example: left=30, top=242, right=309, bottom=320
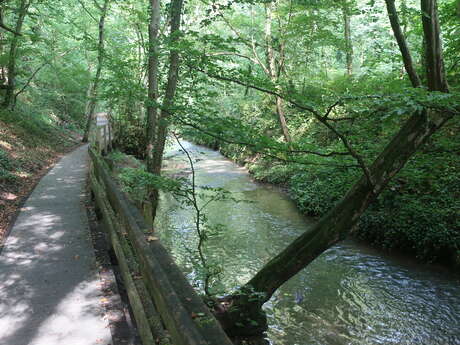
left=154, top=140, right=460, bottom=345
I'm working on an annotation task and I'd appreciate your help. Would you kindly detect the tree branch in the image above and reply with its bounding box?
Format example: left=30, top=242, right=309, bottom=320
left=207, top=52, right=261, bottom=66
left=0, top=22, right=21, bottom=35
left=323, top=100, right=342, bottom=119
left=76, top=0, right=98, bottom=22
left=217, top=11, right=270, bottom=75
left=93, top=0, right=103, bottom=11
left=14, top=48, right=77, bottom=104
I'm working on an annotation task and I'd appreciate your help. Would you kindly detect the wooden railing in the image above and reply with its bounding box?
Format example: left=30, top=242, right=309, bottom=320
left=89, top=148, right=233, bottom=345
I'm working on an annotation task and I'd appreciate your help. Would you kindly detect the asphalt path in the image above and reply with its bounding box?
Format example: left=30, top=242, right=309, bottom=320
left=0, top=145, right=113, bottom=345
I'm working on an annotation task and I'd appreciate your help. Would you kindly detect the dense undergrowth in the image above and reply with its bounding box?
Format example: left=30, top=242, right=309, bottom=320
left=183, top=75, right=460, bottom=266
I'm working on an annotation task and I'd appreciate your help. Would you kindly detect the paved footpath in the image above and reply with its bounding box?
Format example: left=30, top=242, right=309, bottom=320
left=0, top=145, right=113, bottom=345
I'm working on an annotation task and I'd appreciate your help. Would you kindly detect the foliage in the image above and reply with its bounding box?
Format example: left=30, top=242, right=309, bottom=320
left=106, top=149, right=126, bottom=162
left=357, top=132, right=460, bottom=262
left=118, top=166, right=184, bottom=202
left=112, top=120, right=147, bottom=159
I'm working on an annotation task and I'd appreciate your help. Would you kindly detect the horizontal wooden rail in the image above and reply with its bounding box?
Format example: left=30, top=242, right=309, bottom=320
left=89, top=148, right=233, bottom=345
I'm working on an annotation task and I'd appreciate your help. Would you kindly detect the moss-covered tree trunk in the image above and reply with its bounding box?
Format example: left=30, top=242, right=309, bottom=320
left=145, top=0, right=161, bottom=222
left=247, top=109, right=450, bottom=295
left=145, top=0, right=160, bottom=172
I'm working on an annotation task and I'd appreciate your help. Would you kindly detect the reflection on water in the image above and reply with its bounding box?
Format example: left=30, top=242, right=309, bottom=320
left=156, top=140, right=460, bottom=345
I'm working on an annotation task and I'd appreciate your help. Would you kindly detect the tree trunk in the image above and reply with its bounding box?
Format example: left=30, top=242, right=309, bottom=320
left=265, top=3, right=291, bottom=143
left=150, top=0, right=183, bottom=175
left=342, top=2, right=353, bottom=76
left=2, top=0, right=30, bottom=108
left=146, top=0, right=183, bottom=221
left=144, top=0, right=161, bottom=221
left=145, top=0, right=160, bottom=173
left=83, top=80, right=93, bottom=119
left=82, top=0, right=110, bottom=143
left=421, top=0, right=449, bottom=92
left=385, top=0, right=422, bottom=87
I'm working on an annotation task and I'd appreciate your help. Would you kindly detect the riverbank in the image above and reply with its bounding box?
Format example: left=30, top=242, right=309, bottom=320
left=184, top=129, right=460, bottom=268
left=0, top=109, right=81, bottom=245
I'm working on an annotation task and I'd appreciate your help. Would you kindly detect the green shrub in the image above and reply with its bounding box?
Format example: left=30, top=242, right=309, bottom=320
left=113, top=123, right=147, bottom=159
left=107, top=150, right=126, bottom=163
left=0, top=149, right=13, bottom=170
left=118, top=167, right=183, bottom=202
left=356, top=147, right=460, bottom=262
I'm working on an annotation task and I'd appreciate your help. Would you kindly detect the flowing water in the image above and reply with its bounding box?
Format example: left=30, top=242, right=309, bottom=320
left=155, top=140, right=460, bottom=345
